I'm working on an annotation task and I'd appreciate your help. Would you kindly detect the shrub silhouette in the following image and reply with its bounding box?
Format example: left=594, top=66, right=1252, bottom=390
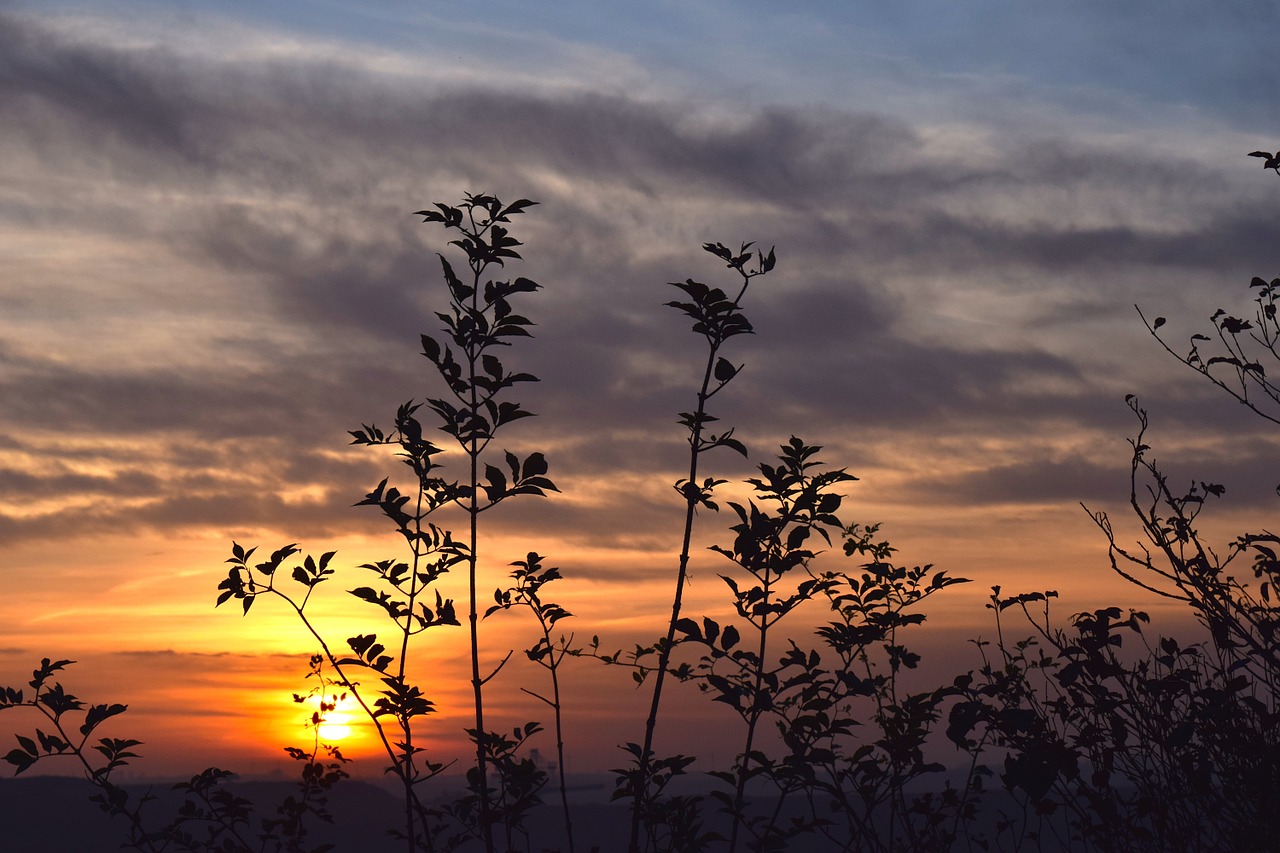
left=4, top=161, right=1280, bottom=852
left=941, top=157, right=1280, bottom=852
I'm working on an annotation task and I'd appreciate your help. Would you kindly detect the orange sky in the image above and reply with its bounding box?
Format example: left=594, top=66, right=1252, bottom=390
left=0, top=468, right=1235, bottom=778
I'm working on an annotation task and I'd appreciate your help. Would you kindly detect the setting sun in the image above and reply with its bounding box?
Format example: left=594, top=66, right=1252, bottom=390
left=315, top=713, right=353, bottom=744
left=300, top=690, right=362, bottom=746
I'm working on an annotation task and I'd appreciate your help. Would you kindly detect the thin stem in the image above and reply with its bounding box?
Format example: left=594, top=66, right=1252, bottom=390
left=727, top=572, right=772, bottom=853
left=537, top=618, right=577, bottom=853
left=396, top=482, right=427, bottom=853
left=273, top=589, right=438, bottom=849
left=629, top=254, right=758, bottom=852
left=467, top=269, right=495, bottom=852
left=628, top=347, right=717, bottom=853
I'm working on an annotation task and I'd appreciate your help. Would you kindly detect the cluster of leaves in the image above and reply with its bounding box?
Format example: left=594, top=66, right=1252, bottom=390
left=1250, top=148, right=1280, bottom=175
left=485, top=553, right=579, bottom=852
left=681, top=496, right=973, bottom=852
left=950, top=579, right=1278, bottom=851
left=1, top=658, right=131, bottom=777
left=1143, top=275, right=1280, bottom=427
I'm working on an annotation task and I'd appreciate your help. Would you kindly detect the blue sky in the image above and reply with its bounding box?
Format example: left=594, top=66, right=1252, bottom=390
left=1, top=1, right=1277, bottom=775
left=15, top=0, right=1273, bottom=126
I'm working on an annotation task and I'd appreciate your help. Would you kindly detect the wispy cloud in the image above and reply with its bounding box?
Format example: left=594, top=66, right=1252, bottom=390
left=0, top=10, right=1271, bottom=586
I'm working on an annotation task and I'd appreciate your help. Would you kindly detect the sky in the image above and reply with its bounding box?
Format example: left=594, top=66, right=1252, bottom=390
left=2, top=1, right=1279, bottom=781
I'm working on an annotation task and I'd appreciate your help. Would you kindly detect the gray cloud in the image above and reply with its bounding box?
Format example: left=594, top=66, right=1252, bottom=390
left=1, top=11, right=1275, bottom=577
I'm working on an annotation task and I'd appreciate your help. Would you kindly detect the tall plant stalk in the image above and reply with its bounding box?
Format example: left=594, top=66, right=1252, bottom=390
left=417, top=194, right=556, bottom=852
left=626, top=241, right=773, bottom=852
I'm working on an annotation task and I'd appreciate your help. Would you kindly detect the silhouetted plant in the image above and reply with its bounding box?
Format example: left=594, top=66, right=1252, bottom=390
left=440, top=720, right=547, bottom=853
left=676, top=438, right=856, bottom=852
left=609, top=744, right=715, bottom=853
left=952, top=575, right=1279, bottom=852
left=680, top=504, right=972, bottom=853
left=793, top=524, right=973, bottom=853
left=1090, top=398, right=1280, bottom=672
left=950, top=187, right=1280, bottom=848
left=1140, top=280, right=1280, bottom=427
left=619, top=240, right=772, bottom=853
left=1140, top=153, right=1280, bottom=426
left=413, top=193, right=558, bottom=852
left=263, top=656, right=353, bottom=853
left=0, top=658, right=160, bottom=849
left=935, top=151, right=1280, bottom=853
left=161, top=743, right=347, bottom=853
left=591, top=245, right=978, bottom=853
left=218, top=536, right=454, bottom=851
left=216, top=193, right=556, bottom=853
left=1250, top=147, right=1280, bottom=176
left=598, top=446, right=974, bottom=853
left=1, top=658, right=348, bottom=853
left=1084, top=401, right=1279, bottom=848
left=486, top=552, right=578, bottom=853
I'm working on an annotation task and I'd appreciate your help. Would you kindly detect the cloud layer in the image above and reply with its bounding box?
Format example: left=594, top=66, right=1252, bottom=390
left=2, top=10, right=1276, bottom=624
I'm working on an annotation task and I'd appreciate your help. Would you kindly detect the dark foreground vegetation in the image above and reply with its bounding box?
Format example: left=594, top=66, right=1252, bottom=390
left=5, top=155, right=1280, bottom=852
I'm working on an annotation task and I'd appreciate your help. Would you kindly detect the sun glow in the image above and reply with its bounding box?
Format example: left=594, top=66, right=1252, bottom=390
left=299, top=689, right=364, bottom=746
left=316, top=713, right=353, bottom=742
